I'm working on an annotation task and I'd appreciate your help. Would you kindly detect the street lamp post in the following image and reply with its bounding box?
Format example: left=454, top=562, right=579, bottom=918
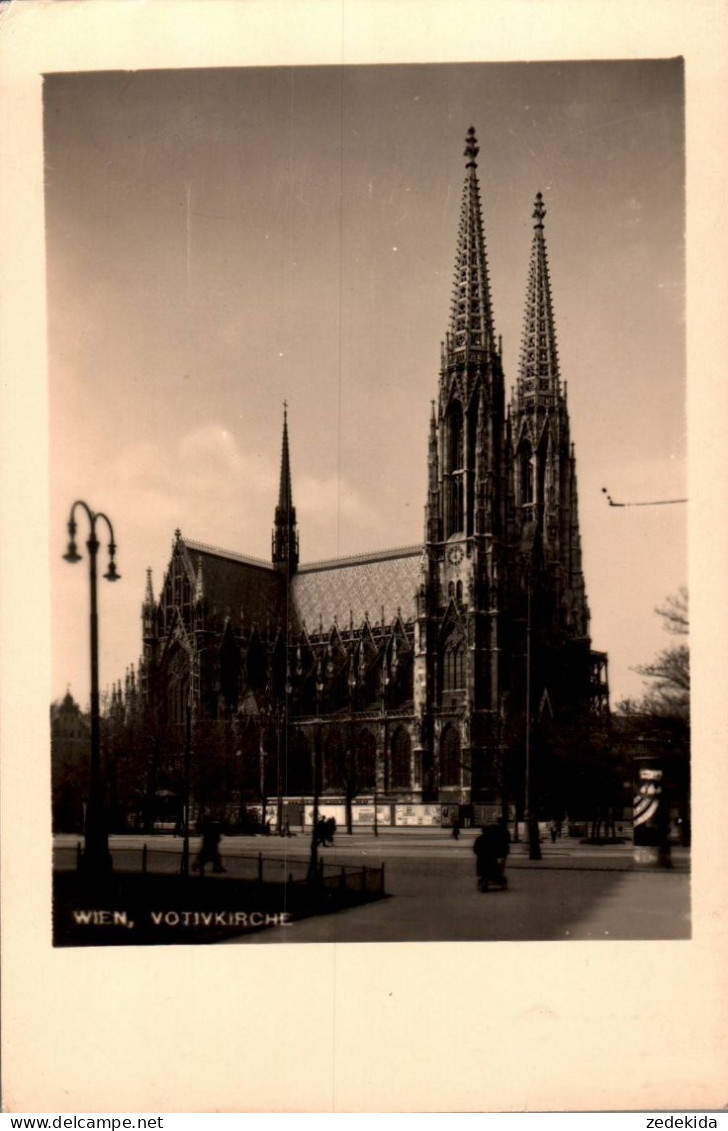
left=180, top=696, right=192, bottom=876
left=277, top=666, right=291, bottom=836
left=347, top=656, right=357, bottom=835
left=259, top=707, right=268, bottom=834
left=524, top=574, right=542, bottom=861
left=63, top=500, right=120, bottom=877
left=376, top=663, right=390, bottom=838
left=308, top=664, right=324, bottom=883
left=275, top=705, right=283, bottom=835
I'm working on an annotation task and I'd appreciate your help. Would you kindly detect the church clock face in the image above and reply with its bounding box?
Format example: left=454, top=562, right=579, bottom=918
left=447, top=545, right=464, bottom=566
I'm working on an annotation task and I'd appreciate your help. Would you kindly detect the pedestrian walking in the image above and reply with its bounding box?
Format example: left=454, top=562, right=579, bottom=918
left=194, top=820, right=226, bottom=874
left=473, top=820, right=510, bottom=891
left=451, top=815, right=461, bottom=840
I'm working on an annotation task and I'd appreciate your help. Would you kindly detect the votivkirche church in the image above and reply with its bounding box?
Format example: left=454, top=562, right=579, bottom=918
left=132, top=128, right=609, bottom=825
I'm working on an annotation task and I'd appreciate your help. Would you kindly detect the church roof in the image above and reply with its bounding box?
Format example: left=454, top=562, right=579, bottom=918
left=178, top=539, right=422, bottom=635
left=183, top=539, right=284, bottom=628
left=292, top=546, right=421, bottom=633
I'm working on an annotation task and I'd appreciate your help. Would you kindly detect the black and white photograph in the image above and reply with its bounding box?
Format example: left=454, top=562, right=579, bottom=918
left=45, top=60, right=689, bottom=946
left=1, top=0, right=726, bottom=1116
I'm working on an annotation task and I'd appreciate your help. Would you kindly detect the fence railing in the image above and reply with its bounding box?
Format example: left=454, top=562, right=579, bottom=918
left=53, top=844, right=386, bottom=897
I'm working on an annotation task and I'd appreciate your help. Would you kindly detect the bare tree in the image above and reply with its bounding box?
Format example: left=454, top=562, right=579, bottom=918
left=633, top=588, right=689, bottom=720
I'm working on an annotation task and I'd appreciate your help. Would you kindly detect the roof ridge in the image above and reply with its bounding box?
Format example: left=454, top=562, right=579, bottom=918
left=181, top=538, right=423, bottom=574
left=298, top=544, right=422, bottom=573
left=184, top=538, right=274, bottom=571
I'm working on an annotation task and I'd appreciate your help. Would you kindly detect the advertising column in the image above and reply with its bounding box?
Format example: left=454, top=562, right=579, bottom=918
left=633, top=756, right=671, bottom=867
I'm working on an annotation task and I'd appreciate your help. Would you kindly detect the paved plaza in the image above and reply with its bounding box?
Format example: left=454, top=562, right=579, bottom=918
left=55, top=828, right=691, bottom=944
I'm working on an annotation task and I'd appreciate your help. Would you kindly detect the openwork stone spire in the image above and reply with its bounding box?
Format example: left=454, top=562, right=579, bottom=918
left=449, top=127, right=496, bottom=355
left=518, top=191, right=560, bottom=392
left=143, top=567, right=154, bottom=608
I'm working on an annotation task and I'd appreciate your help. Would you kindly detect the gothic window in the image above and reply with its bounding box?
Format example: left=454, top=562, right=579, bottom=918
left=322, top=728, right=344, bottom=792
left=236, top=719, right=260, bottom=796
left=447, top=402, right=464, bottom=471
left=448, top=581, right=455, bottom=599
left=219, top=625, right=241, bottom=712
left=285, top=729, right=313, bottom=796
left=520, top=442, right=534, bottom=505
left=356, top=730, right=377, bottom=790
left=452, top=474, right=464, bottom=533
left=446, top=402, right=465, bottom=536
left=440, top=725, right=461, bottom=787
left=246, top=632, right=266, bottom=691
left=390, top=727, right=411, bottom=790
left=443, top=631, right=466, bottom=693
left=456, top=580, right=463, bottom=604
left=262, top=723, right=278, bottom=797
left=165, top=644, right=190, bottom=727
left=536, top=439, right=547, bottom=510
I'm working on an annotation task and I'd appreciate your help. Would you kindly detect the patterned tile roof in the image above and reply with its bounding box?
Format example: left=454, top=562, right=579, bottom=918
left=292, top=546, right=422, bottom=632
left=178, top=538, right=423, bottom=635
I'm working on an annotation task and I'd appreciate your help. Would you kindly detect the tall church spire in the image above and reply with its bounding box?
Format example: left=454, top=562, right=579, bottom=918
left=449, top=127, right=496, bottom=356
left=272, top=401, right=299, bottom=574
left=517, top=192, right=560, bottom=398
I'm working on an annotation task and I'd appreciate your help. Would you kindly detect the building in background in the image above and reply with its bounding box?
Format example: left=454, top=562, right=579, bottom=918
left=51, top=690, right=90, bottom=832
left=132, top=128, right=609, bottom=829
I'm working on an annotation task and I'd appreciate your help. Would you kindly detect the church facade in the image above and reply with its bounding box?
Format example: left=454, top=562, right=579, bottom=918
left=136, top=128, right=608, bottom=824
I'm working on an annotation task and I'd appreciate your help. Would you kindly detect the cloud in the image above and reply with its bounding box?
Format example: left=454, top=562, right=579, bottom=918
left=296, top=473, right=386, bottom=561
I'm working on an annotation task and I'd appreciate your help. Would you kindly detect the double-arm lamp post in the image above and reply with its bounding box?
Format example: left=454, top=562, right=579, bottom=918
left=63, top=500, right=120, bottom=876
left=308, top=664, right=324, bottom=883
left=523, top=571, right=542, bottom=861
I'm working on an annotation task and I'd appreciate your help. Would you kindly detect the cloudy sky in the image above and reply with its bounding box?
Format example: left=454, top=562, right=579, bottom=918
left=45, top=60, right=686, bottom=708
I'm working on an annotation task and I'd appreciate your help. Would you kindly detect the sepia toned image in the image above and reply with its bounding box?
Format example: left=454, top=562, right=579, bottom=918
left=46, top=61, right=689, bottom=948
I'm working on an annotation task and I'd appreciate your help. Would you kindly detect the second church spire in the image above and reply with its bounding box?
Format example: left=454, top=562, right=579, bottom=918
left=517, top=191, right=560, bottom=400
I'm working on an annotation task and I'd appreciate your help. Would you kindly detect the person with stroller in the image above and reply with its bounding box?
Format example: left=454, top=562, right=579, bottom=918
left=473, top=819, right=511, bottom=891
left=194, top=820, right=226, bottom=874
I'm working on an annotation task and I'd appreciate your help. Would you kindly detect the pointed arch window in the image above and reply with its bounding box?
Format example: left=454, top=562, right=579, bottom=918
left=390, top=727, right=411, bottom=790
left=440, top=725, right=461, bottom=787
left=164, top=643, right=191, bottom=728
left=520, top=442, right=535, bottom=505
left=246, top=633, right=266, bottom=691
left=356, top=730, right=377, bottom=791
left=322, top=728, right=344, bottom=792
left=219, top=625, right=241, bottom=712
left=285, top=729, right=313, bottom=796
left=448, top=402, right=464, bottom=471
left=442, top=630, right=466, bottom=693
left=445, top=401, right=465, bottom=536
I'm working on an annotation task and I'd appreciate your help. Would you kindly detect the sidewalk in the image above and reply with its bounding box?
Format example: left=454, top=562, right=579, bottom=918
left=54, top=832, right=690, bottom=874
left=225, top=853, right=690, bottom=944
